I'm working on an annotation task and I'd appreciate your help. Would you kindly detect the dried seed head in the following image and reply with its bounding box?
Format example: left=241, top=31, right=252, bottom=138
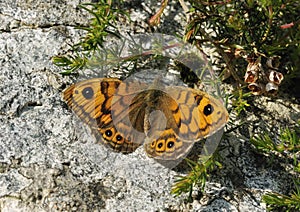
left=244, top=70, right=258, bottom=83
left=248, top=83, right=264, bottom=95
left=266, top=82, right=279, bottom=95
left=266, top=56, right=281, bottom=70
left=246, top=58, right=262, bottom=73
left=268, top=70, right=284, bottom=85
left=245, top=57, right=262, bottom=84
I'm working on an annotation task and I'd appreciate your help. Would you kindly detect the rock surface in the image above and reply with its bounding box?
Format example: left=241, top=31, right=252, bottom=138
left=1, top=0, right=299, bottom=211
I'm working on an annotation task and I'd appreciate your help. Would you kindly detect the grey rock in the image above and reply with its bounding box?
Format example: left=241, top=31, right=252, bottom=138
left=0, top=169, right=32, bottom=197
left=1, top=0, right=299, bottom=211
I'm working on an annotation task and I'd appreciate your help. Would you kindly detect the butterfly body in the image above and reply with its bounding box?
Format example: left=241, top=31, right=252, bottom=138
left=63, top=78, right=228, bottom=160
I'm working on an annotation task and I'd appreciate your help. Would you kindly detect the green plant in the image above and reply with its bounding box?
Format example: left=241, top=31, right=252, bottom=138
left=171, top=155, right=222, bottom=201
left=251, top=121, right=300, bottom=211
left=53, top=1, right=126, bottom=74
left=262, top=180, right=300, bottom=211
left=230, top=88, right=251, bottom=116
left=251, top=122, right=300, bottom=156
left=52, top=53, right=87, bottom=75
left=185, top=1, right=299, bottom=69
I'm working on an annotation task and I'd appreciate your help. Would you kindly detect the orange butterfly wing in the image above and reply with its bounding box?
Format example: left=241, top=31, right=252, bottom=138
left=143, top=87, right=228, bottom=160
left=63, top=78, right=143, bottom=153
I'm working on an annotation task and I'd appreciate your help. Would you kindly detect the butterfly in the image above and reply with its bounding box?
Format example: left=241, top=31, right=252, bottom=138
left=63, top=78, right=228, bottom=161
